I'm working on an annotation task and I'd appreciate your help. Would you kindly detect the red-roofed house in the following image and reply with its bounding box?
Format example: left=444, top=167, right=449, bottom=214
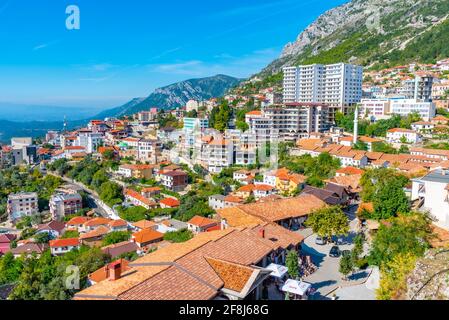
left=0, top=234, right=16, bottom=254
left=125, top=189, right=157, bottom=210
left=132, top=229, right=164, bottom=248
left=159, top=197, right=180, bottom=209
left=49, top=238, right=80, bottom=256
left=187, top=216, right=220, bottom=234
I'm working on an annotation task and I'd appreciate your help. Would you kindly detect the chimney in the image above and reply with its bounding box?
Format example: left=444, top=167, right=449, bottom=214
left=259, top=228, right=265, bottom=239
left=108, top=261, right=122, bottom=281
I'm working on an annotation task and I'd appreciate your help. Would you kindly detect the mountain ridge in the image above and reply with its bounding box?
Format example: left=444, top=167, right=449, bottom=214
left=258, top=0, right=449, bottom=77
left=93, top=74, right=241, bottom=119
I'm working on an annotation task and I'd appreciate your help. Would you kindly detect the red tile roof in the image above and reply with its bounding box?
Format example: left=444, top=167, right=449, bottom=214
left=49, top=238, right=80, bottom=248
left=187, top=216, right=218, bottom=228
left=132, top=229, right=164, bottom=245
left=160, top=198, right=180, bottom=208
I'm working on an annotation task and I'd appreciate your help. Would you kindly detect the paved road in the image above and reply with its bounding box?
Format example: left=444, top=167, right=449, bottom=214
left=299, top=203, right=374, bottom=300
left=48, top=172, right=117, bottom=219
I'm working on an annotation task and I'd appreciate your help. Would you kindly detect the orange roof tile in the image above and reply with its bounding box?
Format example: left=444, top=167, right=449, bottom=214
left=132, top=220, right=156, bottom=230
left=160, top=198, right=180, bottom=208
left=132, top=229, right=164, bottom=244
left=188, top=216, right=218, bottom=228
left=49, top=238, right=80, bottom=248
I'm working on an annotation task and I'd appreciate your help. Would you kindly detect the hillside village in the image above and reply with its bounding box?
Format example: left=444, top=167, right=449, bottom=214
left=1, top=57, right=449, bottom=301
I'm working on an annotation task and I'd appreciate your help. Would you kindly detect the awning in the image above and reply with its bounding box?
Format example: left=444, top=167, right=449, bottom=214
left=265, top=263, right=288, bottom=278
left=281, top=280, right=312, bottom=296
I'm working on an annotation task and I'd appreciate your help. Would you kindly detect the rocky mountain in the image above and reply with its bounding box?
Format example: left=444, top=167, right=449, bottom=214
left=94, top=74, right=241, bottom=119
left=260, top=0, right=449, bottom=76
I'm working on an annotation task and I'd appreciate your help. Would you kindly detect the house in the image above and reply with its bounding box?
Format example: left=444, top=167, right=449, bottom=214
left=187, top=216, right=220, bottom=234
left=411, top=121, right=435, bottom=132
left=10, top=243, right=48, bottom=258
left=253, top=184, right=277, bottom=199
left=387, top=128, right=422, bottom=144
left=84, top=217, right=113, bottom=231
left=336, top=166, right=365, bottom=177
left=412, top=169, right=449, bottom=230
left=132, top=220, right=157, bottom=231
left=80, top=226, right=111, bottom=247
left=209, top=195, right=226, bottom=210
left=49, top=238, right=80, bottom=256
left=159, top=197, right=180, bottom=209
left=132, top=228, right=164, bottom=248
left=302, top=185, right=345, bottom=206
left=0, top=234, right=16, bottom=254
left=75, top=225, right=303, bottom=301
left=35, top=221, right=66, bottom=239
left=236, top=184, right=255, bottom=199
left=118, top=164, right=154, bottom=180
left=102, top=241, right=139, bottom=259
left=217, top=194, right=326, bottom=230
left=125, top=189, right=157, bottom=210
left=66, top=216, right=91, bottom=233
left=159, top=171, right=188, bottom=192
left=108, top=219, right=128, bottom=232
left=141, top=187, right=162, bottom=198
left=358, top=136, right=382, bottom=152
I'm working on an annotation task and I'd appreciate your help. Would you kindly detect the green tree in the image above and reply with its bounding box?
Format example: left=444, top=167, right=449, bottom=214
left=368, top=213, right=432, bottom=266
left=285, top=250, right=300, bottom=280
left=305, top=206, right=349, bottom=240
left=163, top=229, right=194, bottom=243
left=339, top=254, right=354, bottom=280
left=99, top=182, right=123, bottom=206
left=373, top=178, right=410, bottom=219
left=102, top=231, right=131, bottom=246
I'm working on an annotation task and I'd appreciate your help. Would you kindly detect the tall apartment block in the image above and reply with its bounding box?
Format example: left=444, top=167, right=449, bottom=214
left=400, top=75, right=433, bottom=102
left=283, top=63, right=363, bottom=117
left=262, top=103, right=331, bottom=141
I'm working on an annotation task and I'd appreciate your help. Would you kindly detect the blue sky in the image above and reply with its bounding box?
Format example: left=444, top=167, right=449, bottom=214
left=0, top=0, right=346, bottom=108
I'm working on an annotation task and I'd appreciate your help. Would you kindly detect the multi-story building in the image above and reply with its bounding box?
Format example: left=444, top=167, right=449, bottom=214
left=183, top=118, right=209, bottom=131
left=75, top=130, right=104, bottom=154
left=263, top=103, right=331, bottom=141
left=50, top=192, right=83, bottom=220
left=7, top=192, right=39, bottom=222
left=283, top=63, right=363, bottom=115
left=360, top=99, right=391, bottom=121
left=202, top=138, right=234, bottom=174
left=137, top=139, right=161, bottom=164
left=389, top=99, right=436, bottom=121
left=118, top=164, right=154, bottom=180
left=412, top=169, right=449, bottom=230
left=400, top=75, right=433, bottom=102
left=159, top=171, right=188, bottom=192
left=137, top=110, right=158, bottom=122
left=10, top=137, right=37, bottom=165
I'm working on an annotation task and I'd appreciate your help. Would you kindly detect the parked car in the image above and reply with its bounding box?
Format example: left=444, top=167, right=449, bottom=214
left=315, top=236, right=328, bottom=245
left=329, top=246, right=341, bottom=258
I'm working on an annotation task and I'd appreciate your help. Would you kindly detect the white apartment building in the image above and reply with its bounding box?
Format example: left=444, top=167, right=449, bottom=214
left=412, top=169, right=449, bottom=230
left=50, top=192, right=83, bottom=221
left=75, top=130, right=104, bottom=154
left=389, top=99, right=436, bottom=121
left=387, top=128, right=422, bottom=144
left=263, top=103, right=331, bottom=141
left=400, top=75, right=433, bottom=102
left=7, top=192, right=39, bottom=222
left=137, top=139, right=161, bottom=164
left=411, top=122, right=435, bottom=132
left=283, top=63, right=363, bottom=114
left=202, top=138, right=234, bottom=174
